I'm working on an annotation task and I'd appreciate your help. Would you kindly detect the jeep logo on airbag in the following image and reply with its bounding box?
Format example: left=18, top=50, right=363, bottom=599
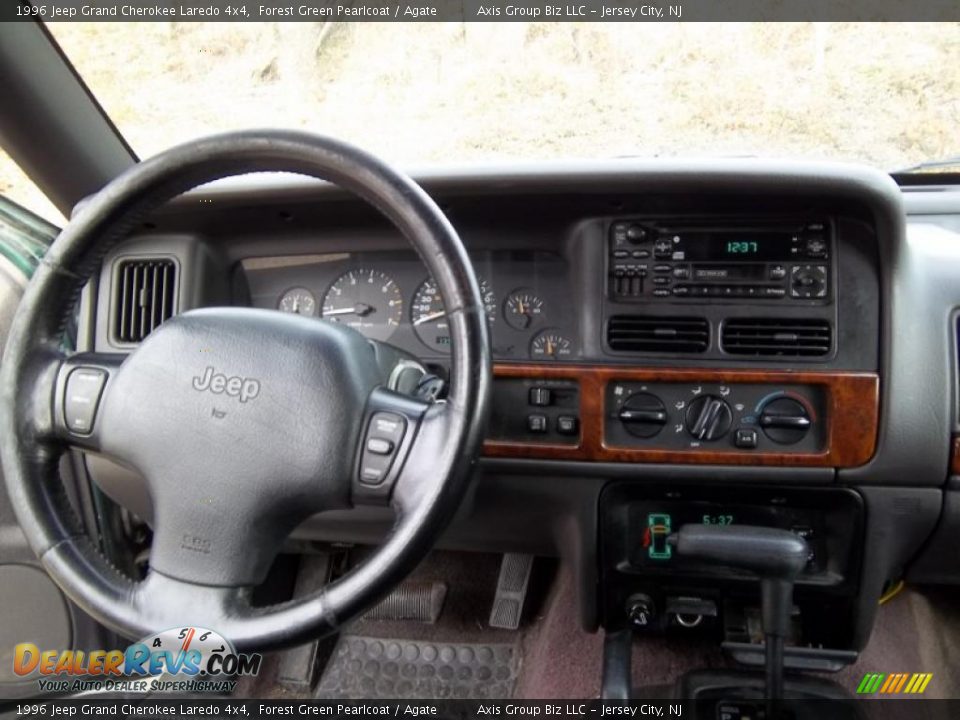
left=191, top=366, right=261, bottom=403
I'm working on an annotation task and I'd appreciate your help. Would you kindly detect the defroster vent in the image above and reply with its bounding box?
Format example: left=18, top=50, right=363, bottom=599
left=607, top=315, right=709, bottom=353
left=722, top=318, right=832, bottom=357
left=112, top=258, right=177, bottom=343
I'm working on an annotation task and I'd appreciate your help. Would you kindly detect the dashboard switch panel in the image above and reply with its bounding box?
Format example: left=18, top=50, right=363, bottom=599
left=488, top=377, right=580, bottom=446
left=605, top=381, right=825, bottom=453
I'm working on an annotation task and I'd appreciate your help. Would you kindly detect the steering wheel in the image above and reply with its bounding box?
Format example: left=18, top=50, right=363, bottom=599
left=0, top=131, right=491, bottom=651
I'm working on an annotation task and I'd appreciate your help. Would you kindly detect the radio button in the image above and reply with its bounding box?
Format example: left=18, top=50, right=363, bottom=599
left=653, top=289, right=671, bottom=297
left=769, top=265, right=787, bottom=280
left=673, top=266, right=690, bottom=279
left=613, top=250, right=628, bottom=258
left=672, top=286, right=690, bottom=297
left=762, top=286, right=786, bottom=298
left=654, top=239, right=673, bottom=258
left=632, top=250, right=650, bottom=259
left=652, top=276, right=671, bottom=286
left=653, top=264, right=671, bottom=273
left=805, top=237, right=828, bottom=257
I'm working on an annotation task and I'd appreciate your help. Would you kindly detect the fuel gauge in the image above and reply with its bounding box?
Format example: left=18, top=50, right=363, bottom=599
left=530, top=329, right=574, bottom=360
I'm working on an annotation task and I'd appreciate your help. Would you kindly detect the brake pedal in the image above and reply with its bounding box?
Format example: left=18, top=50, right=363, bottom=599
left=489, top=553, right=534, bottom=630
left=364, top=581, right=447, bottom=623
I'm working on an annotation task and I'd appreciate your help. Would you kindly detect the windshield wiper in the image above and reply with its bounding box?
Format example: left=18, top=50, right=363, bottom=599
left=894, top=154, right=960, bottom=174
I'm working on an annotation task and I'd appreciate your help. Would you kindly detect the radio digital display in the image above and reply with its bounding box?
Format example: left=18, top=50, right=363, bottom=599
left=678, top=231, right=795, bottom=262
left=725, top=241, right=759, bottom=255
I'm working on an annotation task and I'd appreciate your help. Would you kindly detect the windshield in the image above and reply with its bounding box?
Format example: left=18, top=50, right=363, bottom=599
left=43, top=22, right=960, bottom=171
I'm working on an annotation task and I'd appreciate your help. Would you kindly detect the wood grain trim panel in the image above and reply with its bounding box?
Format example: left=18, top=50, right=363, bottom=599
left=483, top=364, right=879, bottom=468
left=951, top=436, right=960, bottom=476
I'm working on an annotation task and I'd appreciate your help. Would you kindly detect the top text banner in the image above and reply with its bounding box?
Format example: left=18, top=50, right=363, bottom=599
left=4, top=0, right=960, bottom=21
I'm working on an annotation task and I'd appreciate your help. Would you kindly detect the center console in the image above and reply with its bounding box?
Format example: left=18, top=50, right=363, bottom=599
left=600, top=483, right=865, bottom=670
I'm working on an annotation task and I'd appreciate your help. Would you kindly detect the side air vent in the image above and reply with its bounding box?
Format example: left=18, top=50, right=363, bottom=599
left=112, top=258, right=177, bottom=344
left=607, top=316, right=709, bottom=353
left=722, top=318, right=832, bottom=357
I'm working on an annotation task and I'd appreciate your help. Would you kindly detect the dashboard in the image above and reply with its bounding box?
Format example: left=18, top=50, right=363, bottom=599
left=77, top=160, right=960, bottom=662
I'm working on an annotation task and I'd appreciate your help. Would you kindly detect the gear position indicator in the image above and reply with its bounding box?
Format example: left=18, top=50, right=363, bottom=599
left=645, top=513, right=673, bottom=560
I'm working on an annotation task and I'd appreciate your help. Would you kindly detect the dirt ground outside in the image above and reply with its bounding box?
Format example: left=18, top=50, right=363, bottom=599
left=2, top=22, right=958, bottom=225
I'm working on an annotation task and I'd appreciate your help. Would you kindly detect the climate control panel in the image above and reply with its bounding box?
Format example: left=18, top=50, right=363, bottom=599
left=605, top=380, right=824, bottom=453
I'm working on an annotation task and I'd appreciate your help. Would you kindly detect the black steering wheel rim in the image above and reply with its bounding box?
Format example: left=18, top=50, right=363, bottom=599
left=0, top=130, right=491, bottom=651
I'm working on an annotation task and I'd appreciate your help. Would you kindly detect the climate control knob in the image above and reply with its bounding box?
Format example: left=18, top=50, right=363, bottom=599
left=685, top=395, right=732, bottom=441
left=759, top=397, right=811, bottom=444
left=618, top=392, right=668, bottom=439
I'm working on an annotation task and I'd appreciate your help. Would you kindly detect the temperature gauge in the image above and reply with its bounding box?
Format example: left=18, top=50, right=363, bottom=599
left=278, top=287, right=316, bottom=316
left=504, top=289, right=544, bottom=330
left=530, top=329, right=573, bottom=360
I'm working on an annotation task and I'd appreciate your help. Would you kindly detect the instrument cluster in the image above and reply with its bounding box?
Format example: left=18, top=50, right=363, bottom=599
left=242, top=251, right=578, bottom=362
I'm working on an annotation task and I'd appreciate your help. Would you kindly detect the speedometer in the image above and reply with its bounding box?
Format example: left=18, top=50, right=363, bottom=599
left=321, top=269, right=403, bottom=342
left=411, top=277, right=496, bottom=352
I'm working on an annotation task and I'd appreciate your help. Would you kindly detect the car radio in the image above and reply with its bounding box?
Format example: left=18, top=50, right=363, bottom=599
left=608, top=219, right=832, bottom=302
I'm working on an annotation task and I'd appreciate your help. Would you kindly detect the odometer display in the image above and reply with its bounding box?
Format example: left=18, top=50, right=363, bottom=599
left=321, top=269, right=403, bottom=342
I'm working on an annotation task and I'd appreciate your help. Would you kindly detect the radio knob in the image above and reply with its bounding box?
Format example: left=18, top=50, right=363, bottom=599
left=618, top=392, right=668, bottom=438
left=626, top=224, right=648, bottom=243
left=685, top=395, right=732, bottom=441
left=759, top=397, right=811, bottom=444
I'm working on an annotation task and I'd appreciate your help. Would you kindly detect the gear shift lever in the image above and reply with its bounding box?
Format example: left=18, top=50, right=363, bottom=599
left=668, top=525, right=809, bottom=701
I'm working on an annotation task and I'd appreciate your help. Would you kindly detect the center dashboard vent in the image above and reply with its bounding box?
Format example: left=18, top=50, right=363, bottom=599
left=112, top=258, right=178, bottom=344
left=721, top=318, right=832, bottom=357
left=607, top=315, right=709, bottom=353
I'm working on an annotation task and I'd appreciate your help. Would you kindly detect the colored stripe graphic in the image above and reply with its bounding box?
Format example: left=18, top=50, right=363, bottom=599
left=856, top=672, right=932, bottom=694
left=857, top=673, right=884, bottom=693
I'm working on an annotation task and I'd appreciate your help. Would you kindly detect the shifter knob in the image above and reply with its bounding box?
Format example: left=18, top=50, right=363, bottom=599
left=669, top=525, right=810, bottom=702
left=668, top=524, right=809, bottom=580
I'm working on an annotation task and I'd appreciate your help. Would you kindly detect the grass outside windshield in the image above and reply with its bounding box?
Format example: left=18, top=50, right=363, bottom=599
left=45, top=22, right=959, bottom=171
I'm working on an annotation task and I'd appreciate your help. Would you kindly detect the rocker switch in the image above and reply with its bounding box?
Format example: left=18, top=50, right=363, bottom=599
left=64, top=367, right=107, bottom=436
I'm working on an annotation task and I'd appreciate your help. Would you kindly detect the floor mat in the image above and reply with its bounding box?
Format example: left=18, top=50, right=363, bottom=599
left=316, top=636, right=520, bottom=700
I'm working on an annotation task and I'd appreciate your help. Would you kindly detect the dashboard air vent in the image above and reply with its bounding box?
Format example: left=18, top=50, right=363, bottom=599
left=722, top=318, right=831, bottom=357
left=607, top=315, right=709, bottom=353
left=112, top=258, right=177, bottom=343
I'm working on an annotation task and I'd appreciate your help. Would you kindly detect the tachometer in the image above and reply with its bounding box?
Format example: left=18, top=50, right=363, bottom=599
left=321, top=269, right=403, bottom=342
left=411, top=276, right=496, bottom=352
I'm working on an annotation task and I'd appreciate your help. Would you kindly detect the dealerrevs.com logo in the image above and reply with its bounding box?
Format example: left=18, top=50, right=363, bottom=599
left=13, top=627, right=262, bottom=694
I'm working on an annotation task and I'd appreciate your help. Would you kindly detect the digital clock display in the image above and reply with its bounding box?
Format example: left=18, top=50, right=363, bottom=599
left=674, top=231, right=799, bottom=261
left=702, top=514, right=735, bottom=526
left=725, top=241, right=759, bottom=255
